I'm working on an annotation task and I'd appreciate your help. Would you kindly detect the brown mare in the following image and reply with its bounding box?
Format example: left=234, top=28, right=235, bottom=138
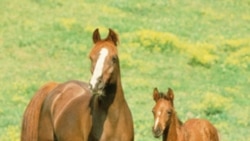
left=21, top=28, right=134, bottom=141
left=152, top=88, right=219, bottom=141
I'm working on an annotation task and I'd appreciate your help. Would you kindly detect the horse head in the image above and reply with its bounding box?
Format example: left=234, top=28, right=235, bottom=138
left=152, top=88, right=174, bottom=138
left=89, top=28, right=119, bottom=95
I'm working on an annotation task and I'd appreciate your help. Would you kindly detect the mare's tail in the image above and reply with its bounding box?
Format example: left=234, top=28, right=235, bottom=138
left=21, top=82, right=58, bottom=141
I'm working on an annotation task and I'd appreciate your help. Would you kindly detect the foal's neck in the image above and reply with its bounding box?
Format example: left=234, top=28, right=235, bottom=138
left=164, top=111, right=183, bottom=141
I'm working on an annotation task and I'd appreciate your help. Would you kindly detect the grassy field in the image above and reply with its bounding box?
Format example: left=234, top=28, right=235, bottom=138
left=0, top=0, right=250, bottom=140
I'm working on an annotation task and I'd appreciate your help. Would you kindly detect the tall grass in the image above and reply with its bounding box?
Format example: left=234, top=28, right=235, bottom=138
left=0, top=0, right=249, bottom=140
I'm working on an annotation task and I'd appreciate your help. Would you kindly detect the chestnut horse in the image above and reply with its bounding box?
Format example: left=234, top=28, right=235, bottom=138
left=21, top=28, right=134, bottom=141
left=152, top=88, right=219, bottom=141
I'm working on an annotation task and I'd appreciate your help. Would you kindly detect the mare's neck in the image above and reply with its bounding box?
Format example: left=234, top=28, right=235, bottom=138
left=98, top=67, right=125, bottom=110
left=163, top=111, right=183, bottom=141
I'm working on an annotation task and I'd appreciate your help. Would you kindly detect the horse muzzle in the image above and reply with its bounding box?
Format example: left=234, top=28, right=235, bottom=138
left=152, top=126, right=163, bottom=138
left=89, top=81, right=105, bottom=95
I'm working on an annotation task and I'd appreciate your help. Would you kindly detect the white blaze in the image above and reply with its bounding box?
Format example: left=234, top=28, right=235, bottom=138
left=154, top=111, right=161, bottom=130
left=90, top=48, right=108, bottom=89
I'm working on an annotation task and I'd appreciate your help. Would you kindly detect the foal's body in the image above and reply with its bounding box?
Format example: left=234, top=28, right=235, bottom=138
left=162, top=114, right=219, bottom=141
left=183, top=119, right=219, bottom=141
left=152, top=88, right=219, bottom=141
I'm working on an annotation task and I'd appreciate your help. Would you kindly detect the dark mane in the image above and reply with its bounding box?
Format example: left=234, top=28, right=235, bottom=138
left=158, top=92, right=165, bottom=98
left=158, top=91, right=172, bottom=101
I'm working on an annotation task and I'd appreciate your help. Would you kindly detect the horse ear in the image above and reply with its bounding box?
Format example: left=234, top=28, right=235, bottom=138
left=93, top=28, right=101, bottom=43
left=153, top=88, right=160, bottom=102
left=166, top=88, right=174, bottom=102
left=106, top=28, right=119, bottom=46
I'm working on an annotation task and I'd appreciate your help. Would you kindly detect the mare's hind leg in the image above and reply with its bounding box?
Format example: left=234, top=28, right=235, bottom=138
left=38, top=110, right=54, bottom=141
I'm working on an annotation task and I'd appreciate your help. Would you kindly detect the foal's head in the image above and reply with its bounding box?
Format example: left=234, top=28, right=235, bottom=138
left=89, top=28, right=119, bottom=95
left=152, top=88, right=174, bottom=138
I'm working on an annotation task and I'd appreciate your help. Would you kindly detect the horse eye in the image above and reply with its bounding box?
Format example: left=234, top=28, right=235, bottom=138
left=152, top=110, right=155, bottom=114
left=89, top=55, right=93, bottom=60
left=112, top=56, right=117, bottom=63
left=167, top=111, right=172, bottom=115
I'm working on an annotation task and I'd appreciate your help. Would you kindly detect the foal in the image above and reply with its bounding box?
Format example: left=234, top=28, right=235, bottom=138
left=152, top=88, right=219, bottom=141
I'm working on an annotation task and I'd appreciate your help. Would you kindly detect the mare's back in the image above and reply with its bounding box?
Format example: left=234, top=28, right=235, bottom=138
left=184, top=119, right=219, bottom=141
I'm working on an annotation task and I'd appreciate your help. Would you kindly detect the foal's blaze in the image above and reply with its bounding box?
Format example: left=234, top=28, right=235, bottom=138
left=152, top=88, right=174, bottom=138
left=89, top=28, right=119, bottom=95
left=152, top=88, right=220, bottom=141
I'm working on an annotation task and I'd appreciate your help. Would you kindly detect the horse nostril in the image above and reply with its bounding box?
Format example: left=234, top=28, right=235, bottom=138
left=152, top=126, right=162, bottom=138
left=97, top=77, right=102, bottom=83
left=156, top=128, right=161, bottom=134
left=88, top=84, right=92, bottom=90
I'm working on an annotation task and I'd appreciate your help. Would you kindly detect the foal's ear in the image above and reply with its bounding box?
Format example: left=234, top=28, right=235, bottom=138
left=106, top=28, right=119, bottom=46
left=153, top=88, right=160, bottom=102
left=166, top=88, right=174, bottom=102
left=93, top=28, right=101, bottom=43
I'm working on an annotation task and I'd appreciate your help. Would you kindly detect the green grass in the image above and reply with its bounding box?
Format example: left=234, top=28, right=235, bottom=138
left=0, top=0, right=250, bottom=140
